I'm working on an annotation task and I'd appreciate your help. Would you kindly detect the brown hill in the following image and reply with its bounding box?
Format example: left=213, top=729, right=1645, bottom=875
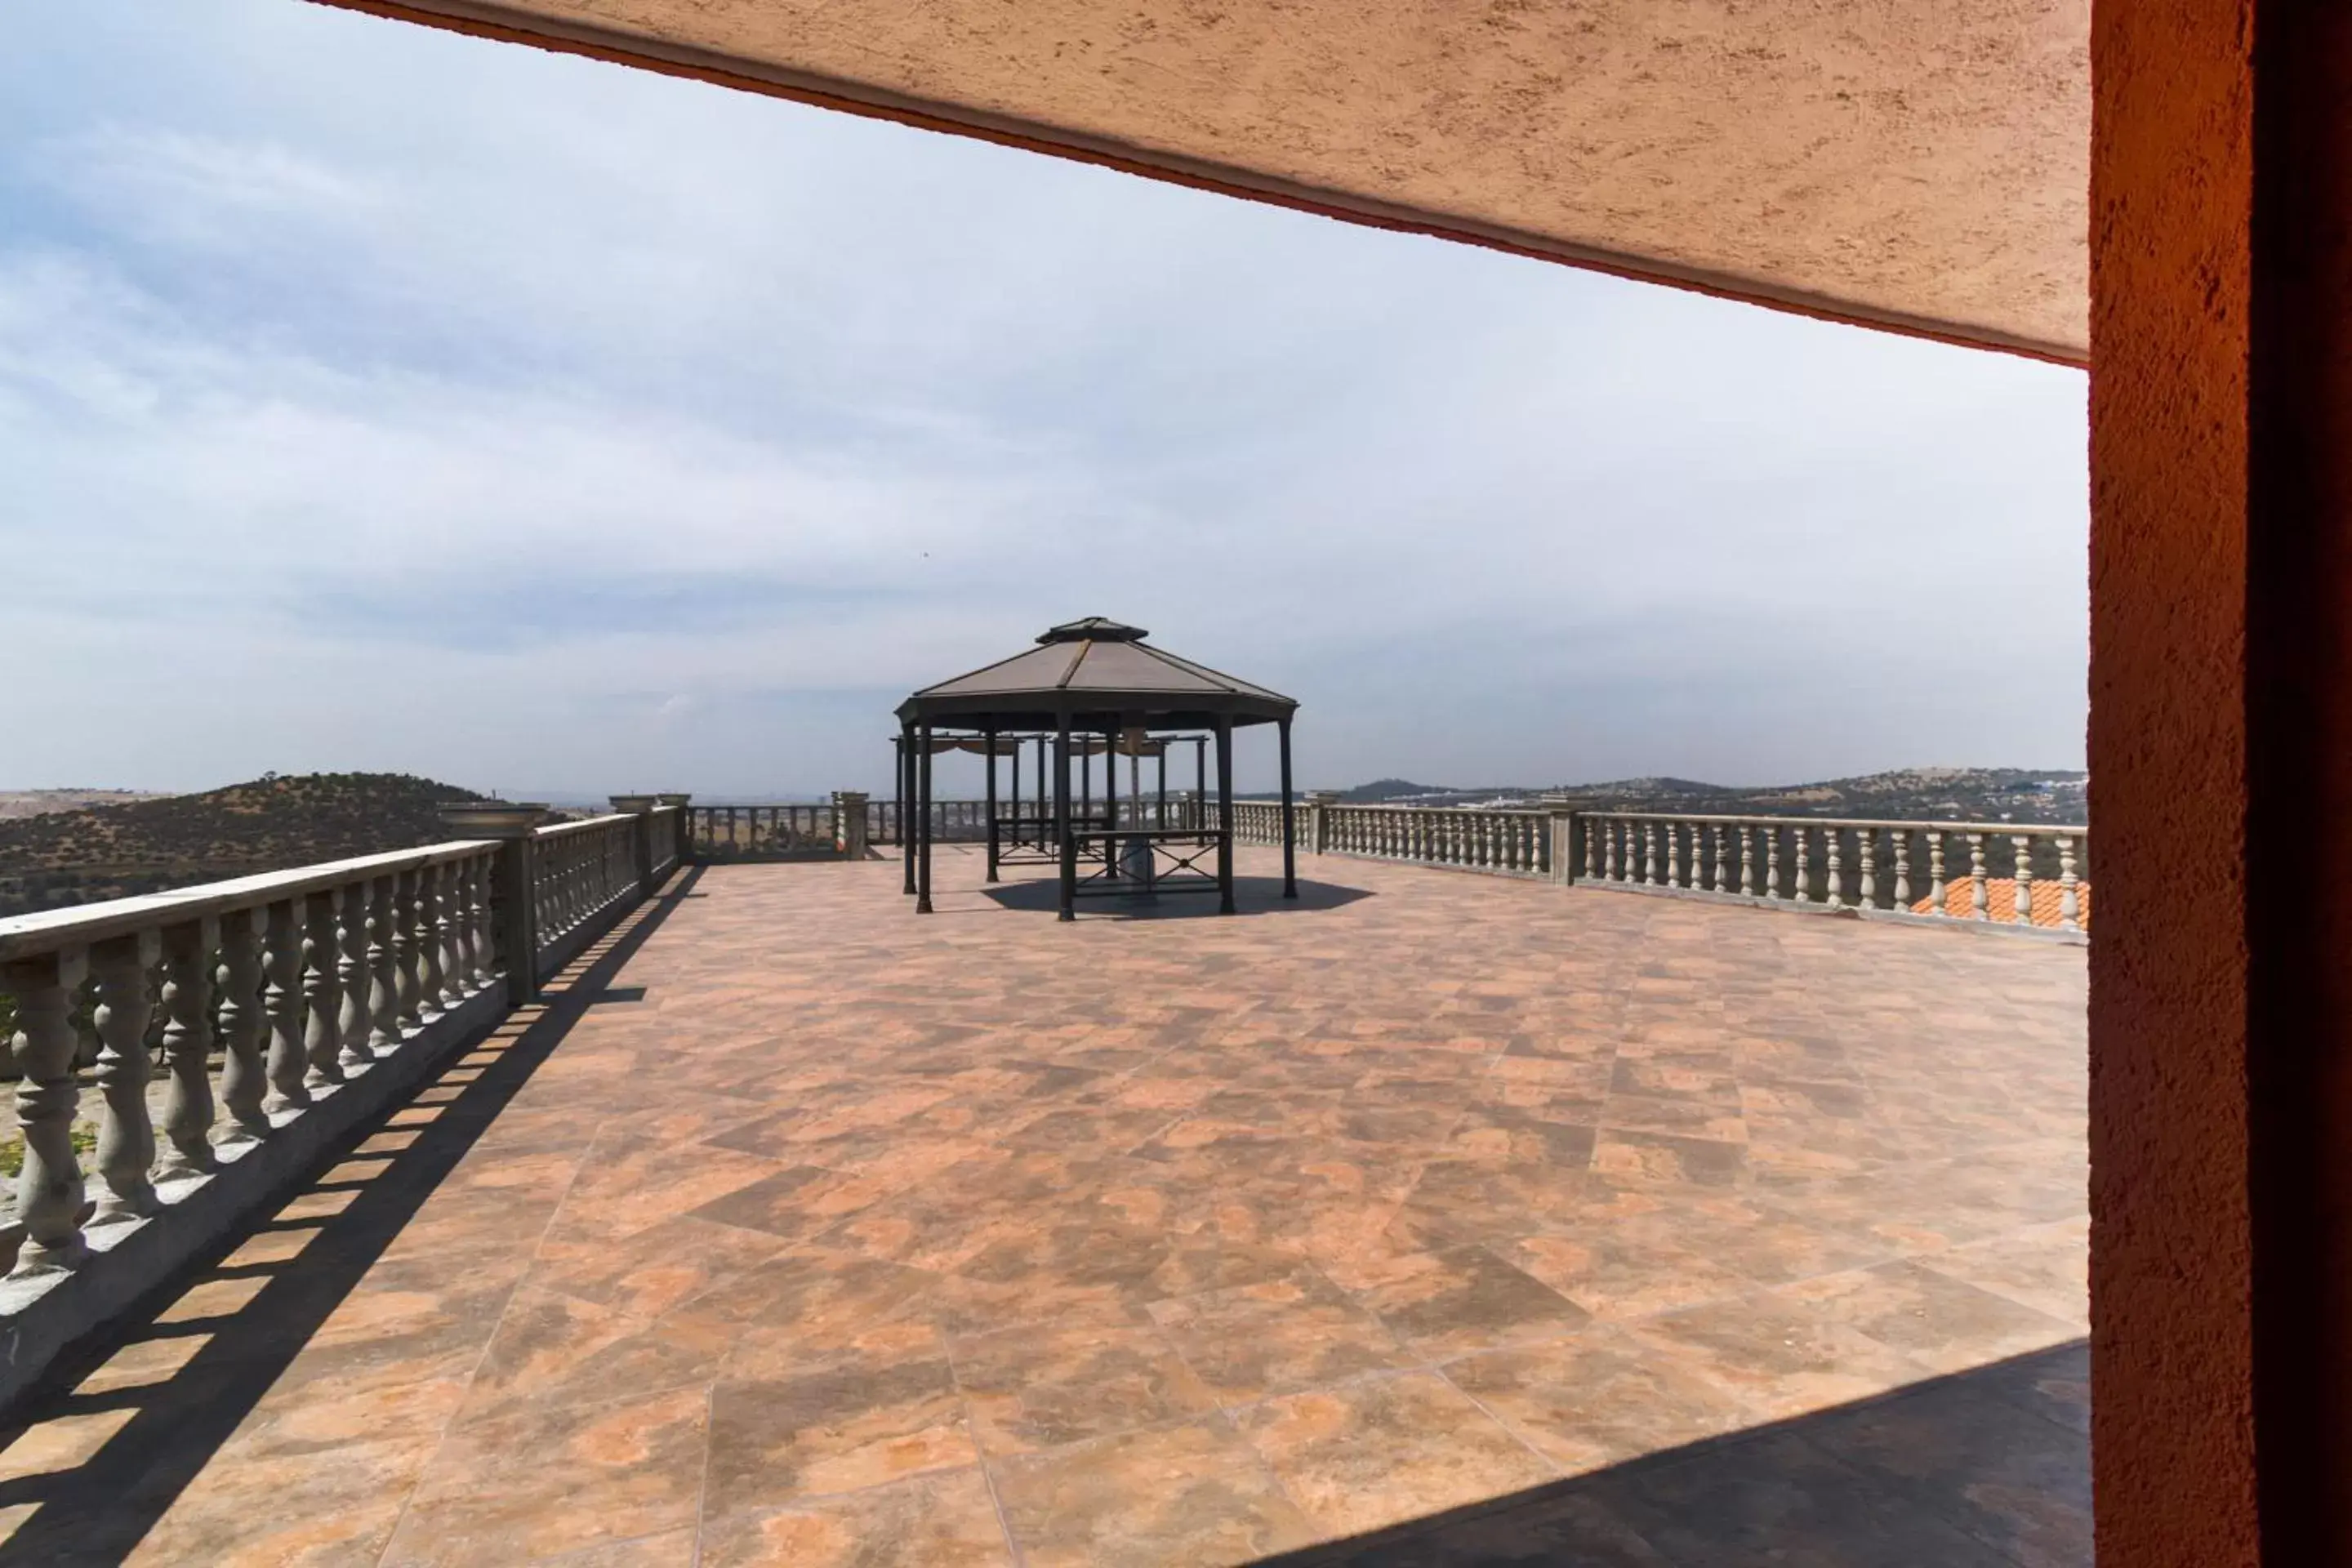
left=0, top=773, right=495, bottom=920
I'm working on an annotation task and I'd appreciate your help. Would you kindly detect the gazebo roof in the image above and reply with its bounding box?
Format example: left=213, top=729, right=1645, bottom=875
left=898, top=618, right=1296, bottom=728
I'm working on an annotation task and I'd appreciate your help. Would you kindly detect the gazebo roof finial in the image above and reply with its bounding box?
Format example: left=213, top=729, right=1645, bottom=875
left=1037, top=617, right=1147, bottom=644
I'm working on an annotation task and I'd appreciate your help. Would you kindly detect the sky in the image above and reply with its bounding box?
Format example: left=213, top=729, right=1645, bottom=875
left=1, top=2, right=2090, bottom=800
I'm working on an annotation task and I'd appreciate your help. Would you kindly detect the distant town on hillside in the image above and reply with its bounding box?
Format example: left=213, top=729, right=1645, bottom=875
left=1300, top=767, right=2087, bottom=825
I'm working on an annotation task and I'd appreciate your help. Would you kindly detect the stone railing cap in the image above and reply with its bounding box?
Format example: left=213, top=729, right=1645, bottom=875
left=608, top=794, right=658, bottom=811
left=437, top=803, right=550, bottom=838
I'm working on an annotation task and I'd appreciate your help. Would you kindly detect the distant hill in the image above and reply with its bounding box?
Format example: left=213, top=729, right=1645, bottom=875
left=1312, top=768, right=2087, bottom=825
left=0, top=773, right=497, bottom=920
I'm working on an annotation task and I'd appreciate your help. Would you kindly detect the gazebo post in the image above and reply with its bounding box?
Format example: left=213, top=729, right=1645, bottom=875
left=1036, top=736, right=1047, bottom=846
left=1055, top=711, right=1076, bottom=921
left=1008, top=733, right=1021, bottom=858
left=984, top=722, right=1000, bottom=883
left=898, top=724, right=915, bottom=896
left=915, top=723, right=934, bottom=914
left=1103, top=720, right=1121, bottom=880
left=1194, top=737, right=1208, bottom=829
left=1080, top=733, right=1092, bottom=845
left=1215, top=715, right=1236, bottom=915
left=1279, top=714, right=1297, bottom=898
left=1156, top=744, right=1168, bottom=827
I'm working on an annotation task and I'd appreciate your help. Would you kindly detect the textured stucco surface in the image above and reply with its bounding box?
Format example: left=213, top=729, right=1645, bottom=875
left=2085, top=0, right=2256, bottom=1543
left=2091, top=0, right=2352, bottom=1561
left=320, top=0, right=2089, bottom=360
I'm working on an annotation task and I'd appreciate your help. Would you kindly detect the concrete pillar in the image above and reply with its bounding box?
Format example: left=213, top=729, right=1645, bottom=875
left=439, top=804, right=549, bottom=1006
left=834, top=791, right=871, bottom=859
left=2091, top=2, right=2352, bottom=1558
left=1305, top=790, right=1341, bottom=854
left=656, top=793, right=693, bottom=864
left=1539, top=792, right=1579, bottom=884
left=610, top=795, right=657, bottom=898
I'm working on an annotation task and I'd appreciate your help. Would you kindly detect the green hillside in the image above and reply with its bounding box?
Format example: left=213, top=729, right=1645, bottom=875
left=0, top=772, right=495, bottom=920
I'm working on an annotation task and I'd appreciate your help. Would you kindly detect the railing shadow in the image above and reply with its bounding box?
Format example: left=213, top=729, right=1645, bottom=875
left=0, top=865, right=706, bottom=1566
left=1251, top=1339, right=2090, bottom=1567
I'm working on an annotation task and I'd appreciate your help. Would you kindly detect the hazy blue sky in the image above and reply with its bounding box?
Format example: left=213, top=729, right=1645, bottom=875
left=2, top=2, right=2088, bottom=800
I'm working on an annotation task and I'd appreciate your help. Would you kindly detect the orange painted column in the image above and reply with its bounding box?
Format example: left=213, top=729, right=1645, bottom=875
left=2090, top=0, right=2352, bottom=1560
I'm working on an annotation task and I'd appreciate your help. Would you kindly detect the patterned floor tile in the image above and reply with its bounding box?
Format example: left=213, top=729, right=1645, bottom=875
left=14, top=848, right=2087, bottom=1564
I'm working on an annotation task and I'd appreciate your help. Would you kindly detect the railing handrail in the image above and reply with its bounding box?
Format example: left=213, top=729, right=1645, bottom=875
left=531, top=811, right=644, bottom=841
left=0, top=839, right=497, bottom=962
left=1584, top=808, right=2087, bottom=835
left=1321, top=803, right=1546, bottom=817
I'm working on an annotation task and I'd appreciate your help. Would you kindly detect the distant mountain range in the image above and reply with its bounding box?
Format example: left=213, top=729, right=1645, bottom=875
left=1316, top=768, right=2088, bottom=825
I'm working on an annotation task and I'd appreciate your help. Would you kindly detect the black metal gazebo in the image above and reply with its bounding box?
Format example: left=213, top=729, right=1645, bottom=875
left=895, top=617, right=1298, bottom=920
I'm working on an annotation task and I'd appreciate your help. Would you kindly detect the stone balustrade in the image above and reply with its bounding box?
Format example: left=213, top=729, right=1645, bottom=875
left=866, top=799, right=1204, bottom=847
left=1236, top=800, right=2088, bottom=939
left=1232, top=800, right=1552, bottom=877
left=0, top=799, right=686, bottom=1408
left=687, top=804, right=840, bottom=859
left=1578, top=812, right=2088, bottom=935
left=531, top=815, right=647, bottom=975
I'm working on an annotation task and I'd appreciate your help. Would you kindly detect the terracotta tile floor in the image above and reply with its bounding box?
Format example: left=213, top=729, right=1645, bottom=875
left=0, top=848, right=2088, bottom=1566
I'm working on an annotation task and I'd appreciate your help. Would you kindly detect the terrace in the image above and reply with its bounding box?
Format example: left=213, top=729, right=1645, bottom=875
left=0, top=812, right=2087, bottom=1566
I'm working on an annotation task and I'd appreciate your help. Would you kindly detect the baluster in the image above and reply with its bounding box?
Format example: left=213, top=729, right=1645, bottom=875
left=216, top=909, right=270, bottom=1141
left=262, top=898, right=310, bottom=1112
left=1967, top=832, right=1990, bottom=920
left=1857, top=826, right=1878, bottom=910
left=156, top=917, right=218, bottom=1177
left=1585, top=817, right=1601, bottom=880
left=90, top=933, right=162, bottom=1223
left=448, top=858, right=479, bottom=990
left=471, top=855, right=497, bottom=984
left=555, top=842, right=573, bottom=935
left=542, top=844, right=562, bottom=938
left=416, top=863, right=447, bottom=1020
left=1603, top=819, right=1619, bottom=881
left=2011, top=832, right=2037, bottom=925
left=301, top=890, right=345, bottom=1089
left=1761, top=826, right=1779, bottom=898
left=2058, top=835, right=2082, bottom=931
left=1705, top=825, right=1722, bottom=891
left=438, top=862, right=466, bottom=1007
left=333, top=880, right=372, bottom=1071
left=1927, top=830, right=1949, bottom=916
left=366, top=875, right=401, bottom=1052
left=1823, top=826, right=1844, bottom=909
left=1743, top=826, right=1760, bottom=896
left=1793, top=826, right=1812, bottom=902
left=5, top=949, right=91, bottom=1275
left=1892, top=830, right=1913, bottom=909
left=393, top=871, right=424, bottom=1032
left=1665, top=823, right=1682, bottom=886
left=1636, top=822, right=1653, bottom=884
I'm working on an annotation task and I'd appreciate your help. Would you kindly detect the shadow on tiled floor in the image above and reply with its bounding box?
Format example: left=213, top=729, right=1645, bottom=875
left=982, top=872, right=1377, bottom=919
left=0, top=868, right=705, bottom=1567
left=1255, top=1339, right=2090, bottom=1566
